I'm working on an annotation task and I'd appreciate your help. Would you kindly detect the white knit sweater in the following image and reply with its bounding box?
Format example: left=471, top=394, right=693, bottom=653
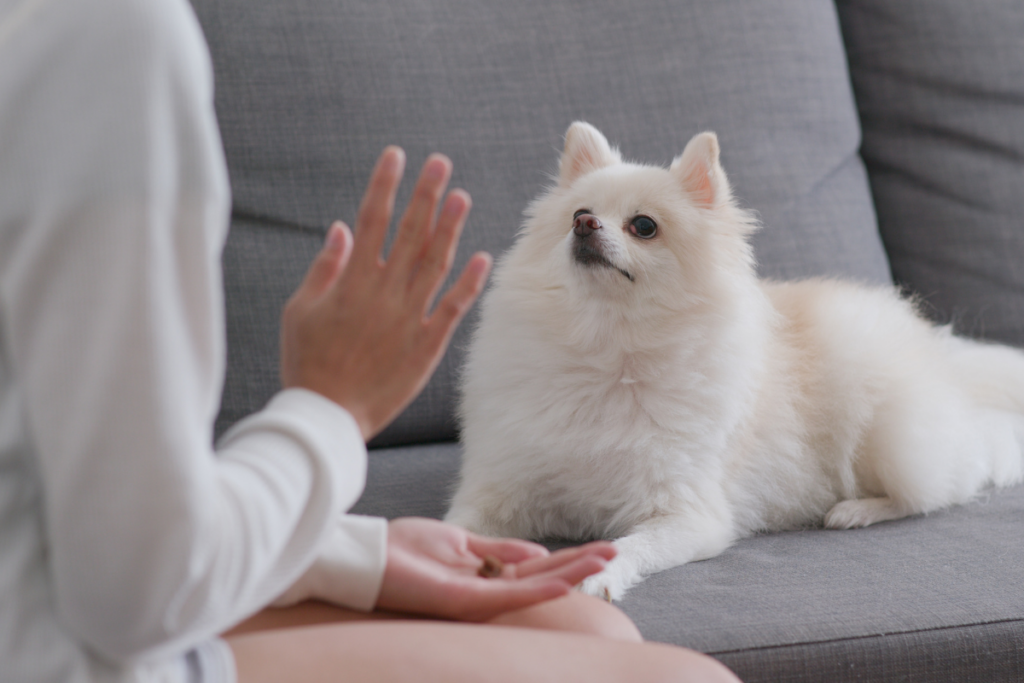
left=0, top=0, right=387, bottom=681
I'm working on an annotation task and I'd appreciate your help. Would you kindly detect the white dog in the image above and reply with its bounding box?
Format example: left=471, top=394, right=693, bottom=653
left=445, top=122, right=1024, bottom=600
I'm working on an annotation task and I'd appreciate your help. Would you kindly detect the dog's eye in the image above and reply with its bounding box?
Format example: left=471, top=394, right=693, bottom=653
left=573, top=209, right=590, bottom=220
left=629, top=216, right=657, bottom=239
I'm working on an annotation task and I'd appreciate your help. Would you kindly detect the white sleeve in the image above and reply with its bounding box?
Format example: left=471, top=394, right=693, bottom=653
left=216, top=391, right=389, bottom=612
left=0, top=0, right=385, bottom=665
left=270, top=514, right=389, bottom=613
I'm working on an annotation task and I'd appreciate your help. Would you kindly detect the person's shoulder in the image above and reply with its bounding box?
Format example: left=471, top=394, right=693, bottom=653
left=41, top=0, right=207, bottom=73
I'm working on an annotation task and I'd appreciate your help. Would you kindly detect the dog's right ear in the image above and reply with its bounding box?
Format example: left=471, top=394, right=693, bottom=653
left=559, top=122, right=620, bottom=187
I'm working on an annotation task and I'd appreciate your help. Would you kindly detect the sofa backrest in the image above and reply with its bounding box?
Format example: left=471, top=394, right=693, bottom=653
left=837, top=0, right=1024, bottom=348
left=193, top=0, right=893, bottom=447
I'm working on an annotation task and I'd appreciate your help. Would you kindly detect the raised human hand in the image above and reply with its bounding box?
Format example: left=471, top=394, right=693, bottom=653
left=374, top=517, right=616, bottom=622
left=279, top=148, right=491, bottom=440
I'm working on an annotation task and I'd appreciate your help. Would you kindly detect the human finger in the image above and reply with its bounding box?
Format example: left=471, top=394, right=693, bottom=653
left=507, top=548, right=610, bottom=585
left=512, top=542, right=617, bottom=579
left=466, top=533, right=551, bottom=566
left=408, top=189, right=471, bottom=314
left=349, top=146, right=406, bottom=277
left=458, top=553, right=610, bottom=621
left=518, top=553, right=610, bottom=588
left=385, top=154, right=452, bottom=282
left=453, top=577, right=572, bottom=622
left=291, top=221, right=353, bottom=302
left=423, top=251, right=492, bottom=356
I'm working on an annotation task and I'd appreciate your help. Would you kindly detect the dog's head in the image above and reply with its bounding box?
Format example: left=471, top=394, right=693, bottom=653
left=518, top=122, right=759, bottom=320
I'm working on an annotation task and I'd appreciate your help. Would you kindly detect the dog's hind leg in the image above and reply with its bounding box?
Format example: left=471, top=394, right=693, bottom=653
left=824, top=497, right=908, bottom=529
left=825, top=401, right=1022, bottom=530
left=839, top=370, right=997, bottom=529
left=945, top=335, right=1024, bottom=486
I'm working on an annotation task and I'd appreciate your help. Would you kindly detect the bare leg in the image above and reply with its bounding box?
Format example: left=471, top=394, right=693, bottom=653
left=227, top=620, right=741, bottom=683
left=223, top=600, right=421, bottom=637
left=489, top=591, right=641, bottom=641
left=226, top=591, right=640, bottom=642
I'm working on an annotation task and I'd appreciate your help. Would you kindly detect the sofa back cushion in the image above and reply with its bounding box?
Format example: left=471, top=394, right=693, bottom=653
left=838, top=0, right=1024, bottom=347
left=193, top=0, right=891, bottom=446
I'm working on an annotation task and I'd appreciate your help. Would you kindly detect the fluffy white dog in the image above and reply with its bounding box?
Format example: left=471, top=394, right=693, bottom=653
left=445, top=122, right=1024, bottom=600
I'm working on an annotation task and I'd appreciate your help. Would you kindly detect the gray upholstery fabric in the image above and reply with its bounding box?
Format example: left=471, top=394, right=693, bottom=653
left=619, top=484, right=1024, bottom=652
left=354, top=442, right=1024, bottom=681
left=349, top=443, right=461, bottom=521
left=194, top=0, right=891, bottom=446
left=715, top=620, right=1024, bottom=683
left=216, top=217, right=312, bottom=439
left=837, top=0, right=1024, bottom=347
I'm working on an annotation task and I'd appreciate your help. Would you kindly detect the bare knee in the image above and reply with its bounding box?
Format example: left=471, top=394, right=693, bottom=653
left=229, top=621, right=742, bottom=683
left=643, top=643, right=743, bottom=683
left=487, top=591, right=643, bottom=642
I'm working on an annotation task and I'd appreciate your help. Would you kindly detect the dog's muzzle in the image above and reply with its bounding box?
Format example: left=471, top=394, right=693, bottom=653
left=571, top=214, right=634, bottom=282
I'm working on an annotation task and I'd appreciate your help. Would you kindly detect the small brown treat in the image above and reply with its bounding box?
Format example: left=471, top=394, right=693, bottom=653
left=603, top=587, right=612, bottom=602
left=477, top=554, right=504, bottom=578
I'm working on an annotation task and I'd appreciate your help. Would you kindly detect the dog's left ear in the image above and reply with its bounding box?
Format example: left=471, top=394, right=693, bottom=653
left=671, top=132, right=729, bottom=208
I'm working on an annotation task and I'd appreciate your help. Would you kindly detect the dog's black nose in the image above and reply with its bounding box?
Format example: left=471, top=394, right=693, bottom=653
left=573, top=214, right=603, bottom=237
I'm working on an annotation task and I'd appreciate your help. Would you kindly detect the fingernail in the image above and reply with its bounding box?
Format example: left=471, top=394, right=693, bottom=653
left=425, top=156, right=448, bottom=181
left=468, top=252, right=492, bottom=277
left=442, top=192, right=467, bottom=216
left=382, top=146, right=405, bottom=174
left=325, top=222, right=344, bottom=250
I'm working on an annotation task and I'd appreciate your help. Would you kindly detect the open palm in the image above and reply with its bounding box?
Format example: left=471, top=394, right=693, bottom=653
left=376, top=518, right=616, bottom=622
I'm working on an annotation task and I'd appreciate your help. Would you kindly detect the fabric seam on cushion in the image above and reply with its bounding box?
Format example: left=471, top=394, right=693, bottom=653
left=231, top=207, right=323, bottom=236
left=861, top=154, right=996, bottom=217
left=705, top=617, right=1024, bottom=656
left=852, top=61, right=1024, bottom=110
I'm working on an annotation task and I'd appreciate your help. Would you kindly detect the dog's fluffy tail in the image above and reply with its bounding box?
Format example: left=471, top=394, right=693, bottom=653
left=946, top=332, right=1024, bottom=413
left=945, top=331, right=1024, bottom=486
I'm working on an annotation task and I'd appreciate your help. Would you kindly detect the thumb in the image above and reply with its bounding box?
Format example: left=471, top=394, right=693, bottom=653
left=296, top=221, right=353, bottom=300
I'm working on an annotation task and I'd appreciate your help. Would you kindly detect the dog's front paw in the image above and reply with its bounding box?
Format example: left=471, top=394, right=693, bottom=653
left=578, top=574, right=624, bottom=602
left=577, top=559, right=640, bottom=602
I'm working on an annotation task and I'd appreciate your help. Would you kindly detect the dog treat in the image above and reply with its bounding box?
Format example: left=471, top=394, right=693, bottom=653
left=477, top=554, right=504, bottom=578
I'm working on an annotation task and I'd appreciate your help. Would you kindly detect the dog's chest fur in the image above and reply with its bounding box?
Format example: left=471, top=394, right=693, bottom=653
left=499, top=361, right=686, bottom=538
left=458, top=288, right=747, bottom=540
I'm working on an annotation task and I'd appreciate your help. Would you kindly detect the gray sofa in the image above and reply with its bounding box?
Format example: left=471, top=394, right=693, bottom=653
left=192, top=0, right=1024, bottom=680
